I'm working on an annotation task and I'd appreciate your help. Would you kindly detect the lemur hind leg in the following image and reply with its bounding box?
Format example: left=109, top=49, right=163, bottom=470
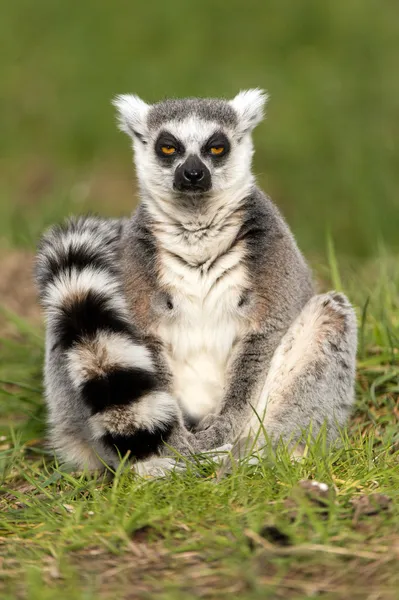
left=221, top=292, right=357, bottom=470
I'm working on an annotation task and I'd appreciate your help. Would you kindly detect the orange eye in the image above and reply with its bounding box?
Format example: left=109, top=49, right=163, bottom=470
left=210, top=146, right=225, bottom=155
left=161, top=145, right=176, bottom=155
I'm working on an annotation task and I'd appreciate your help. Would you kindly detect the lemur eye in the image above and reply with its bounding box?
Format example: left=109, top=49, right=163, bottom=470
left=161, top=145, right=176, bottom=155
left=210, top=146, right=225, bottom=156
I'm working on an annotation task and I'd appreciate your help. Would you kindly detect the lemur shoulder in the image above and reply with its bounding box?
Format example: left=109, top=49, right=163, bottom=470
left=36, top=90, right=357, bottom=474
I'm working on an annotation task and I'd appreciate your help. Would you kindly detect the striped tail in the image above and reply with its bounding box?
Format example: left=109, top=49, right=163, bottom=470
left=36, top=216, right=178, bottom=464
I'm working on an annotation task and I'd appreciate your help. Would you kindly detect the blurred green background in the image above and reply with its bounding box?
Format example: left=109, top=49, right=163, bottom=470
left=1, top=0, right=398, bottom=257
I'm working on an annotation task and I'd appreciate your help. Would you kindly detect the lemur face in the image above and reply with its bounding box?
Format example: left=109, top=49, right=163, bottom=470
left=113, top=90, right=268, bottom=205
left=152, top=120, right=232, bottom=197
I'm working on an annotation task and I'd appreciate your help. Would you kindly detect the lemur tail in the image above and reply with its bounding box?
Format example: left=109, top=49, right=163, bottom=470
left=36, top=216, right=178, bottom=463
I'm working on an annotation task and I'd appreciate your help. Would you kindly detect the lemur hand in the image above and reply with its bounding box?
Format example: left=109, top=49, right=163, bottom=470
left=193, top=413, right=220, bottom=432
left=163, top=415, right=235, bottom=455
left=191, top=415, right=234, bottom=451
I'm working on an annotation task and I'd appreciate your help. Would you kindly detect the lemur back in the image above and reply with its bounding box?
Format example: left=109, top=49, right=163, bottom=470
left=36, top=90, right=357, bottom=472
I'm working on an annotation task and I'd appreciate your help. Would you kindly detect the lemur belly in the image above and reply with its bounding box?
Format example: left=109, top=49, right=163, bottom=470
left=166, top=307, right=241, bottom=423
left=156, top=249, right=248, bottom=424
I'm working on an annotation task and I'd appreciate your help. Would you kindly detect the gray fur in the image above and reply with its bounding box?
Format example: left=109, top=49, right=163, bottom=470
left=259, top=292, right=358, bottom=445
left=147, top=98, right=238, bottom=130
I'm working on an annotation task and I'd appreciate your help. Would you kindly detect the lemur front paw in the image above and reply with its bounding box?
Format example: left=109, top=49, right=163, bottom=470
left=160, top=419, right=235, bottom=456
left=193, top=413, right=219, bottom=432
left=191, top=417, right=234, bottom=451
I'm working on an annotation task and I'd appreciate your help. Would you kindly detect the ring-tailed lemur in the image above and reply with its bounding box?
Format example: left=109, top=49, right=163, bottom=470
left=36, top=90, right=357, bottom=475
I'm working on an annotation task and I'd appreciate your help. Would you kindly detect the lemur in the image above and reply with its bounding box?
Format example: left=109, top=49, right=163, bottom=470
left=36, top=89, right=357, bottom=476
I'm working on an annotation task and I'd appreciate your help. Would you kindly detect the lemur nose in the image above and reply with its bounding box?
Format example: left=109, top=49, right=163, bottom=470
left=183, top=168, right=204, bottom=182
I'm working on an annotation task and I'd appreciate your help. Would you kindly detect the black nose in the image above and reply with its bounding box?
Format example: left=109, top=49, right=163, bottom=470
left=173, top=154, right=211, bottom=193
left=183, top=168, right=204, bottom=183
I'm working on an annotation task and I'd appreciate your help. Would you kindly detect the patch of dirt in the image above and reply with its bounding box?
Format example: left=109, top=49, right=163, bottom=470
left=351, top=493, right=392, bottom=524
left=53, top=541, right=399, bottom=599
left=283, top=479, right=336, bottom=521
left=69, top=545, right=252, bottom=598
left=255, top=552, right=399, bottom=600
left=2, top=531, right=399, bottom=599
left=0, top=250, right=41, bottom=336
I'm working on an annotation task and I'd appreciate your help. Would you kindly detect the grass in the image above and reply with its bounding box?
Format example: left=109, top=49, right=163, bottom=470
left=0, top=254, right=398, bottom=599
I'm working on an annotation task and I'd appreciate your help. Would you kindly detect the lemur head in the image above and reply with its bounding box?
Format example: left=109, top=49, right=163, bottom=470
left=113, top=90, right=268, bottom=209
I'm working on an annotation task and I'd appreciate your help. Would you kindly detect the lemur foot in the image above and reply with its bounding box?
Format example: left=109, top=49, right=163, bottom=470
left=132, top=456, right=185, bottom=478
left=193, top=413, right=219, bottom=432
left=190, top=416, right=235, bottom=451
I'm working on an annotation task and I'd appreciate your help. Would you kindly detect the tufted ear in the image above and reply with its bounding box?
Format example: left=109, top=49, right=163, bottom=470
left=229, top=89, right=268, bottom=133
left=112, top=94, right=150, bottom=142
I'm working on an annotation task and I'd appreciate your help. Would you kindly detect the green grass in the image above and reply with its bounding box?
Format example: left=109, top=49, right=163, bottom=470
left=1, top=0, right=399, bottom=257
left=1, top=258, right=398, bottom=599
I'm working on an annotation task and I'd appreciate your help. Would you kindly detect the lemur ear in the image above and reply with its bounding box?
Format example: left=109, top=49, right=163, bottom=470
left=230, top=89, right=269, bottom=133
left=112, top=94, right=150, bottom=142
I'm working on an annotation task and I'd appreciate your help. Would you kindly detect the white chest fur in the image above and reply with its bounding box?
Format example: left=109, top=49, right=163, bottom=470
left=155, top=238, right=249, bottom=423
